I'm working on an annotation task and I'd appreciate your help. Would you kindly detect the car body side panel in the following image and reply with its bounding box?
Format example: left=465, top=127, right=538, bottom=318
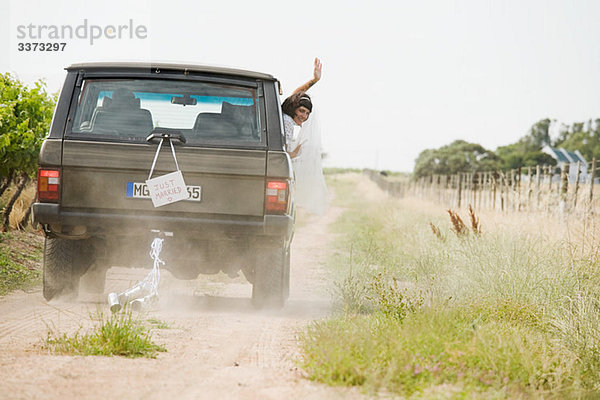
left=47, top=72, right=77, bottom=139
left=264, top=81, right=285, bottom=150
left=38, top=139, right=63, bottom=166
left=266, top=151, right=293, bottom=179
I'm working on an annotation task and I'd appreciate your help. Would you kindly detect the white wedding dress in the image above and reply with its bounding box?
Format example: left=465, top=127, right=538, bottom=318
left=289, top=108, right=328, bottom=215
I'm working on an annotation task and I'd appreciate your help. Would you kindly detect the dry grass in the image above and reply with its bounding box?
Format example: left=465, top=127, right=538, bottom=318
left=302, top=174, right=600, bottom=397
left=468, top=204, right=481, bottom=234
left=1, top=181, right=36, bottom=230
left=429, top=222, right=444, bottom=241
left=445, top=205, right=481, bottom=237
left=446, top=209, right=468, bottom=237
left=412, top=193, right=600, bottom=249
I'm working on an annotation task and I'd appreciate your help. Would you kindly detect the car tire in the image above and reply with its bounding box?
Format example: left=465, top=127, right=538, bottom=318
left=251, top=240, right=288, bottom=309
left=42, top=237, right=94, bottom=301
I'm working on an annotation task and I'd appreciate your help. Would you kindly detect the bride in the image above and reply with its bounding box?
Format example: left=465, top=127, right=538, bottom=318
left=281, top=58, right=328, bottom=215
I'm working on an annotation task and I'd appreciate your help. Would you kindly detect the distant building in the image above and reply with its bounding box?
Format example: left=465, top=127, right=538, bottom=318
left=542, top=146, right=587, bottom=181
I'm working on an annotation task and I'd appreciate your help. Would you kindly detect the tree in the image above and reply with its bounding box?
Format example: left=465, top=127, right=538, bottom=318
left=526, top=118, right=552, bottom=150
left=553, top=119, right=600, bottom=162
left=496, top=118, right=557, bottom=170
left=413, top=140, right=500, bottom=179
left=522, top=151, right=556, bottom=167
left=496, top=143, right=556, bottom=170
left=0, top=73, right=56, bottom=230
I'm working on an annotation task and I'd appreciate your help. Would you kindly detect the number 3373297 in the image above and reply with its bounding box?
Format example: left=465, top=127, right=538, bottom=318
left=17, top=42, right=66, bottom=51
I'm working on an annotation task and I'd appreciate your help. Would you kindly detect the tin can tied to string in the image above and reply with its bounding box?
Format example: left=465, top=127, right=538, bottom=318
left=108, top=236, right=165, bottom=312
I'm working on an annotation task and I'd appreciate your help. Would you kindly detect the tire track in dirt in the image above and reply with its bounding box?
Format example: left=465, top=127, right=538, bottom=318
left=0, top=291, right=90, bottom=345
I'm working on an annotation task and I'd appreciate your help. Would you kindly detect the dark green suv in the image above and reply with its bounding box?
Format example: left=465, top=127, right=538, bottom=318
left=33, top=62, right=294, bottom=307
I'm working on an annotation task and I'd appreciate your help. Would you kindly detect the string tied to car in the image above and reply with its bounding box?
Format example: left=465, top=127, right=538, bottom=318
left=108, top=132, right=187, bottom=312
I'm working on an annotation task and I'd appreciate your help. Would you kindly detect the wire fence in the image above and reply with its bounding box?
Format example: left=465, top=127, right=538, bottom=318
left=366, top=159, right=599, bottom=215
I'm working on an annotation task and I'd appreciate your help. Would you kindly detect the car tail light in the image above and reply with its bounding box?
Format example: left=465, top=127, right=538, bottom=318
left=38, top=168, right=60, bottom=202
left=265, top=180, right=289, bottom=214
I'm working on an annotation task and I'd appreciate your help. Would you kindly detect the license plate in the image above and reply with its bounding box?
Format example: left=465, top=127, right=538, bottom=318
left=126, top=182, right=201, bottom=202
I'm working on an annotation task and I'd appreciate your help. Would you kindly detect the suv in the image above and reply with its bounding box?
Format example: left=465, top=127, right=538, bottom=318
left=33, top=62, right=294, bottom=307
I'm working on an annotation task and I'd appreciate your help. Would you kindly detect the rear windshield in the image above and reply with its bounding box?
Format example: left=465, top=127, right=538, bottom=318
left=70, top=78, right=264, bottom=146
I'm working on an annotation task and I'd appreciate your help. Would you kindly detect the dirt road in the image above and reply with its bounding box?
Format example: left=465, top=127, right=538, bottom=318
left=0, top=199, right=367, bottom=399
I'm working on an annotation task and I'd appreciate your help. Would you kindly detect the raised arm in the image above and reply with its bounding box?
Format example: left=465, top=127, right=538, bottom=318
left=291, top=58, right=322, bottom=95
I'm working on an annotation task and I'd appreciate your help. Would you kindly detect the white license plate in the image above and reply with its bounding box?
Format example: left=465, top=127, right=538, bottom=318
left=126, top=182, right=201, bottom=202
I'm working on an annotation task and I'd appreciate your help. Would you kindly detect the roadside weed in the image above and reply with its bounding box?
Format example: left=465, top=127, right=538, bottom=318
left=46, top=311, right=166, bottom=358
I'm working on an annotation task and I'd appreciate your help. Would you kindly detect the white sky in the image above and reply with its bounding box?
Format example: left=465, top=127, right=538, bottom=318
left=2, top=0, right=599, bottom=172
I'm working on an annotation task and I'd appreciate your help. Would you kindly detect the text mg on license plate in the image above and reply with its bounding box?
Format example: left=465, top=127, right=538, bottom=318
left=126, top=182, right=201, bottom=202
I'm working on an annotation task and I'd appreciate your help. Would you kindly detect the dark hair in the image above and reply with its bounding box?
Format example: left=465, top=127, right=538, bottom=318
left=282, top=92, right=312, bottom=117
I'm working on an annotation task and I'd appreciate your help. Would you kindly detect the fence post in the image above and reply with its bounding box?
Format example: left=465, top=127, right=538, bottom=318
left=492, top=172, right=497, bottom=210
left=526, top=166, right=532, bottom=211
left=428, top=175, right=432, bottom=199
left=560, top=163, right=569, bottom=213
left=508, top=170, right=515, bottom=211
left=448, top=174, right=452, bottom=205
left=535, top=165, right=541, bottom=211
left=482, top=172, right=487, bottom=209
left=443, top=175, right=449, bottom=206
left=517, top=167, right=522, bottom=211
left=457, top=173, right=462, bottom=208
left=573, top=161, right=581, bottom=209
left=477, top=172, right=482, bottom=209
left=500, top=172, right=506, bottom=212
left=471, top=173, right=476, bottom=208
left=455, top=174, right=459, bottom=206
left=547, top=165, right=553, bottom=212
left=589, top=158, right=596, bottom=211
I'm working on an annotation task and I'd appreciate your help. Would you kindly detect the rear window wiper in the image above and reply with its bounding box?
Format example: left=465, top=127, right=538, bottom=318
left=146, top=128, right=187, bottom=144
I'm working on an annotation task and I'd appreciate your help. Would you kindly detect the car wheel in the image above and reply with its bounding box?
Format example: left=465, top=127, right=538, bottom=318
left=251, top=240, right=287, bottom=309
left=42, top=237, right=94, bottom=301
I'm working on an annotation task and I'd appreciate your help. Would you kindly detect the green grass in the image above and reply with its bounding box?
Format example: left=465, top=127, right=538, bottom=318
left=46, top=312, right=167, bottom=358
left=0, top=232, right=43, bottom=295
left=301, top=310, right=580, bottom=398
left=300, top=175, right=600, bottom=398
left=146, top=318, right=171, bottom=330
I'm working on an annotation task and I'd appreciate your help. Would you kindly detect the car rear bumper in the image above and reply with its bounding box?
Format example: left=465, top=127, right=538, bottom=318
left=32, top=203, right=294, bottom=238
